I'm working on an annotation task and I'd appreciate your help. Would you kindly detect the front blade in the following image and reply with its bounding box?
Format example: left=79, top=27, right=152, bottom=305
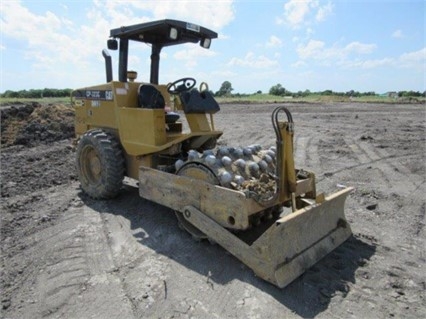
left=252, top=187, right=353, bottom=288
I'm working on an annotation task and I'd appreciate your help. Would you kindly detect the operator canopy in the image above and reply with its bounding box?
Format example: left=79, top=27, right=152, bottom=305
left=107, top=19, right=218, bottom=84
left=109, top=19, right=217, bottom=48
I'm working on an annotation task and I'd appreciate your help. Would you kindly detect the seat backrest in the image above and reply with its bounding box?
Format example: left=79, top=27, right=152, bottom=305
left=138, top=84, right=165, bottom=109
left=179, top=89, right=220, bottom=114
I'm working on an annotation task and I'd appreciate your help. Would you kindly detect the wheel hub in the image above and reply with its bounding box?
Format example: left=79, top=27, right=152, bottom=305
left=88, top=152, right=101, bottom=176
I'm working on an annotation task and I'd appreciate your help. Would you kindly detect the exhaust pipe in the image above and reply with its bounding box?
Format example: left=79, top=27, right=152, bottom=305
left=102, top=49, right=113, bottom=82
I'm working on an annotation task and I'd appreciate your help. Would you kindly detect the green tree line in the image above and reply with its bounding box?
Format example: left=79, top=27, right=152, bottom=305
left=1, top=88, right=72, bottom=98
left=214, top=81, right=425, bottom=98
left=268, top=83, right=425, bottom=98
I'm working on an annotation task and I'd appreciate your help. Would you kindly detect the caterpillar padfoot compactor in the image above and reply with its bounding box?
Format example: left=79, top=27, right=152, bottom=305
left=72, top=19, right=353, bottom=288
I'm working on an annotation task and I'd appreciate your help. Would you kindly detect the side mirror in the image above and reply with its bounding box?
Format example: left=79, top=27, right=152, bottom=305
left=107, top=39, right=118, bottom=50
left=200, top=38, right=211, bottom=49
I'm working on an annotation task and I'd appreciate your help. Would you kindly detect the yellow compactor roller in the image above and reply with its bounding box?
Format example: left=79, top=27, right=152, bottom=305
left=72, top=19, right=353, bottom=288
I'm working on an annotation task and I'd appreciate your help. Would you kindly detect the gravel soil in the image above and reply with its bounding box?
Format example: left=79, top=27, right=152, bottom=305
left=1, top=102, right=425, bottom=319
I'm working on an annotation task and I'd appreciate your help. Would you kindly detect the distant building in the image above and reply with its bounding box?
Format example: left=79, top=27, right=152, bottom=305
left=386, top=91, right=398, bottom=98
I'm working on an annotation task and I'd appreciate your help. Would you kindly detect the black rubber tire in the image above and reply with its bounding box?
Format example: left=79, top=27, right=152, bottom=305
left=76, top=129, right=124, bottom=199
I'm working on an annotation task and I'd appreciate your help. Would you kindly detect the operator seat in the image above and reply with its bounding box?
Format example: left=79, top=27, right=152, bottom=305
left=138, top=84, right=180, bottom=124
left=138, top=84, right=165, bottom=109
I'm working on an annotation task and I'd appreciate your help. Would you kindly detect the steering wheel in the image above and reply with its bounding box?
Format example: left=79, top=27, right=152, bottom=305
left=167, top=77, right=196, bottom=94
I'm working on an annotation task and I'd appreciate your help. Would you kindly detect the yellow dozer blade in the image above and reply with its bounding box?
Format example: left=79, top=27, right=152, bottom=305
left=139, top=166, right=352, bottom=288
left=182, top=188, right=352, bottom=288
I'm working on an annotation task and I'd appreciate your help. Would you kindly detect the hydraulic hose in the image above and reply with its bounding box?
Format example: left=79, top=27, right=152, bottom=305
left=271, top=106, right=294, bottom=199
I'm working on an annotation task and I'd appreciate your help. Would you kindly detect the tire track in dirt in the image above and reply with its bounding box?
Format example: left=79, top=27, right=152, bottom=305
left=302, top=123, right=425, bottom=318
left=341, top=137, right=425, bottom=237
left=338, top=136, right=426, bottom=318
left=34, top=219, right=88, bottom=318
left=294, top=136, right=307, bottom=168
left=100, top=198, right=227, bottom=318
left=93, top=189, right=298, bottom=319
left=354, top=139, right=419, bottom=194
left=3, top=194, right=136, bottom=319
left=342, top=137, right=424, bottom=221
left=358, top=141, right=426, bottom=242
left=306, top=136, right=321, bottom=172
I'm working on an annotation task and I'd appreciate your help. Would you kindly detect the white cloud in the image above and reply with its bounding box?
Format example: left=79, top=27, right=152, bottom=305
left=1, top=3, right=61, bottom=44
left=0, top=0, right=235, bottom=88
left=297, top=39, right=376, bottom=61
left=306, top=27, right=315, bottom=37
left=282, top=0, right=314, bottom=27
left=291, top=60, right=307, bottom=68
left=296, top=39, right=387, bottom=71
left=297, top=39, right=325, bottom=59
left=99, top=0, right=235, bottom=30
left=218, top=32, right=230, bottom=40
left=1, top=2, right=100, bottom=65
left=344, top=42, right=376, bottom=55
left=338, top=48, right=425, bottom=70
left=399, top=47, right=426, bottom=67
left=279, top=0, right=333, bottom=28
left=212, top=70, right=238, bottom=78
left=228, top=52, right=278, bottom=69
left=128, top=55, right=142, bottom=71
left=266, top=35, right=283, bottom=48
left=173, top=44, right=217, bottom=68
left=316, top=1, right=333, bottom=22
left=341, top=58, right=394, bottom=69
left=392, top=29, right=404, bottom=38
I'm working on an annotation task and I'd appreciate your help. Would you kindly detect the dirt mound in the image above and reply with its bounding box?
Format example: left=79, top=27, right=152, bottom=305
left=1, top=103, right=75, bottom=147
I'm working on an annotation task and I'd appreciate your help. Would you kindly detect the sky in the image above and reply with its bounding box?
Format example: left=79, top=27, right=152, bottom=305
left=1, top=0, right=425, bottom=94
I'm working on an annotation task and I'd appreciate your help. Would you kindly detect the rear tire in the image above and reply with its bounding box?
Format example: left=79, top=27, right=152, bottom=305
left=76, top=129, right=124, bottom=199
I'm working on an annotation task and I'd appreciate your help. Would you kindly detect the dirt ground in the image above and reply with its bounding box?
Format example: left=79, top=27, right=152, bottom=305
left=1, top=101, right=425, bottom=319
